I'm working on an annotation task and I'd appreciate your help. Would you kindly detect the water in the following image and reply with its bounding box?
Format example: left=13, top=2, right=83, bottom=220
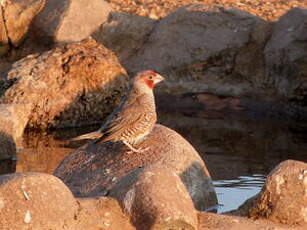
left=1, top=109, right=307, bottom=213
left=157, top=110, right=307, bottom=212
left=213, top=175, right=265, bottom=213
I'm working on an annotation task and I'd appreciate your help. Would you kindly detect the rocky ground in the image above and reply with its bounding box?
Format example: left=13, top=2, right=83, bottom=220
left=107, top=0, right=307, bottom=21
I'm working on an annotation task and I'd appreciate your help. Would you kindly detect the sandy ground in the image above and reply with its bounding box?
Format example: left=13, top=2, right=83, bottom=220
left=106, top=0, right=307, bottom=21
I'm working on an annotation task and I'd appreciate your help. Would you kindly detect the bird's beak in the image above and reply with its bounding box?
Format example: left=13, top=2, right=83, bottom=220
left=154, top=74, right=164, bottom=84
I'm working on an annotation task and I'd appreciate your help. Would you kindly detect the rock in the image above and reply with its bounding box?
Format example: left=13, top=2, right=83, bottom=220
left=0, top=5, right=9, bottom=56
left=0, top=158, right=15, bottom=175
left=0, top=172, right=135, bottom=230
left=54, top=124, right=218, bottom=211
left=2, top=0, right=45, bottom=47
left=0, top=172, right=78, bottom=229
left=93, top=12, right=157, bottom=63
left=264, top=8, right=307, bottom=103
left=198, top=212, right=304, bottom=230
left=0, top=132, right=16, bottom=160
left=0, top=103, right=31, bottom=146
left=110, top=165, right=198, bottom=230
left=0, top=38, right=129, bottom=129
left=75, top=197, right=136, bottom=230
left=247, top=160, right=307, bottom=226
left=32, top=0, right=111, bottom=44
left=125, top=4, right=270, bottom=97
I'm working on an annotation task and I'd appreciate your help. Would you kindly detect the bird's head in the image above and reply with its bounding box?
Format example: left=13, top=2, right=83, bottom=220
left=133, top=70, right=164, bottom=89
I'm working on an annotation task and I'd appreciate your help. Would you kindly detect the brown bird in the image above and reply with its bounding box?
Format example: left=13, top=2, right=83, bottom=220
left=70, top=70, right=164, bottom=152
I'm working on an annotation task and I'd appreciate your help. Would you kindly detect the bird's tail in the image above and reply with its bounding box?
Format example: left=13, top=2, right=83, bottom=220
left=69, top=131, right=102, bottom=141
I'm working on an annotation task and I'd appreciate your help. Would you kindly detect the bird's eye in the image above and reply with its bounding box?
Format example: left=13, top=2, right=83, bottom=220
left=148, top=76, right=153, bottom=80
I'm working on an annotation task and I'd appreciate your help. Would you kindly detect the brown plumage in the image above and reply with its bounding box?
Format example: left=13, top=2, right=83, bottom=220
left=70, top=70, right=164, bottom=152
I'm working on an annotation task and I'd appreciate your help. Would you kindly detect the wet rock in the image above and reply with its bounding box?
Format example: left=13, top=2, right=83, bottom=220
left=1, top=0, right=45, bottom=47
left=110, top=165, right=198, bottom=230
left=93, top=12, right=157, bottom=63
left=125, top=4, right=270, bottom=97
left=54, top=124, right=218, bottom=211
left=264, top=8, right=307, bottom=103
left=75, top=197, right=136, bottom=230
left=246, top=160, right=307, bottom=226
left=0, top=172, right=78, bottom=229
left=0, top=103, right=31, bottom=146
left=32, top=0, right=111, bottom=44
left=0, top=38, right=128, bottom=129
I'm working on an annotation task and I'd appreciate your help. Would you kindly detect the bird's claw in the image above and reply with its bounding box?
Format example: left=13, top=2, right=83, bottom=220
left=127, top=146, right=150, bottom=154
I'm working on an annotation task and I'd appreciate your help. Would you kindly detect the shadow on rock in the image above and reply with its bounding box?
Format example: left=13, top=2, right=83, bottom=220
left=0, top=131, right=16, bottom=175
left=0, top=131, right=16, bottom=161
left=109, top=165, right=198, bottom=230
left=0, top=38, right=129, bottom=130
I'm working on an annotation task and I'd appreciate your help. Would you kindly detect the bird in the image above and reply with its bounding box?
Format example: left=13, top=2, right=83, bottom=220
left=70, top=70, right=164, bottom=152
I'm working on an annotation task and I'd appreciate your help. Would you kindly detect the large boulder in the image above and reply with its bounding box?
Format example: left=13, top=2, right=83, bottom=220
left=0, top=38, right=129, bottom=129
left=0, top=173, right=78, bottom=229
left=32, top=0, right=111, bottom=44
left=93, top=12, right=157, bottom=63
left=240, top=160, right=307, bottom=226
left=110, top=165, right=198, bottom=230
left=1, top=0, right=45, bottom=47
left=0, top=172, right=135, bottom=230
left=54, top=124, right=218, bottom=211
left=264, top=8, right=307, bottom=103
left=125, top=4, right=271, bottom=97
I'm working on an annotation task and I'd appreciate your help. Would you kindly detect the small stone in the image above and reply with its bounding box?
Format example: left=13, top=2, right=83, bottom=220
left=24, top=210, right=31, bottom=224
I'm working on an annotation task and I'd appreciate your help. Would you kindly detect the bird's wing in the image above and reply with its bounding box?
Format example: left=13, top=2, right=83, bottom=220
left=95, top=92, right=147, bottom=143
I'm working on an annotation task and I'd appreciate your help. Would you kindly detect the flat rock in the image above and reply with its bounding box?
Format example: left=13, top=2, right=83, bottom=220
left=32, top=0, right=111, bottom=44
left=54, top=124, right=218, bottom=211
left=0, top=38, right=128, bottom=129
left=198, top=212, right=305, bottom=230
left=110, top=165, right=198, bottom=230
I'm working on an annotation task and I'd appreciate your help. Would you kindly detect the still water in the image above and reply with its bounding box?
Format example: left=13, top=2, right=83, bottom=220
left=1, top=109, right=307, bottom=213
left=158, top=110, right=307, bottom=212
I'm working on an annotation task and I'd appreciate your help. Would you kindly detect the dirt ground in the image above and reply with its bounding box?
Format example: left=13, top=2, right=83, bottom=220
left=106, top=0, right=307, bottom=21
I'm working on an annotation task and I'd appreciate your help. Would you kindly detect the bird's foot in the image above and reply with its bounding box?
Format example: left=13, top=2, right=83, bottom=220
left=127, top=147, right=150, bottom=154
left=123, top=141, right=149, bottom=153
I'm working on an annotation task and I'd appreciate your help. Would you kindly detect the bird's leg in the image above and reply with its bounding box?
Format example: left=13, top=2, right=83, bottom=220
left=123, top=141, right=149, bottom=153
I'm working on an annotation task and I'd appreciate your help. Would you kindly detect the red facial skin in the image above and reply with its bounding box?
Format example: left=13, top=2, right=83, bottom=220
left=142, top=71, right=158, bottom=89
left=144, top=78, right=155, bottom=89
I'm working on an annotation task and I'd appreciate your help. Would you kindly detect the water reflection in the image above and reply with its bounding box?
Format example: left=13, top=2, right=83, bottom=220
left=157, top=111, right=307, bottom=179
left=0, top=109, right=307, bottom=212
left=214, top=174, right=265, bottom=213
left=157, top=111, right=307, bottom=212
left=16, top=132, right=74, bottom=174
